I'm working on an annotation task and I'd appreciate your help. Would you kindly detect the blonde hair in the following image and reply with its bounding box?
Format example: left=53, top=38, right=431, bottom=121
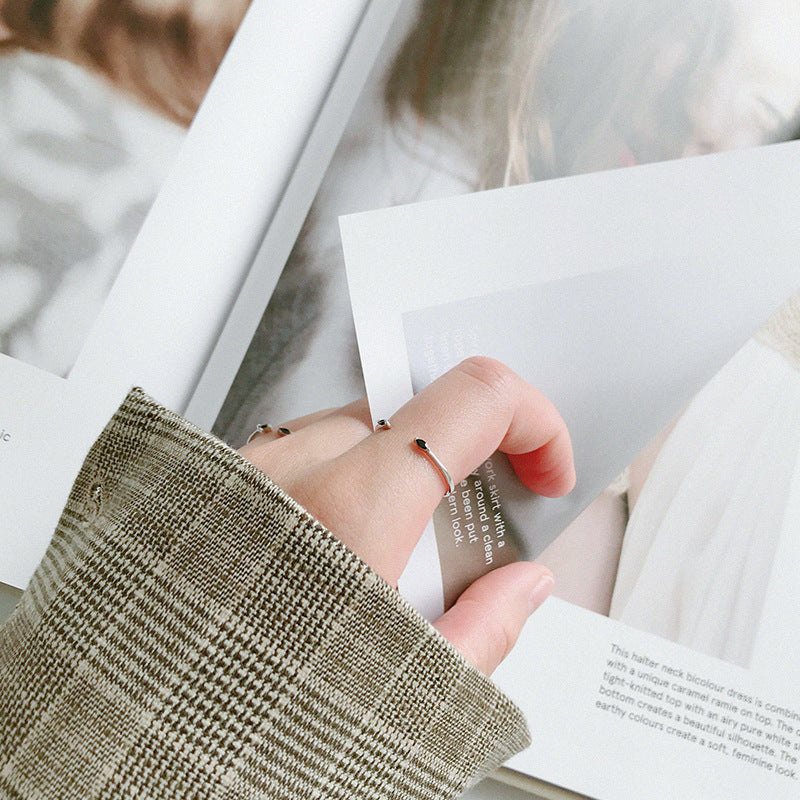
left=1, top=0, right=251, bottom=123
left=385, top=0, right=733, bottom=188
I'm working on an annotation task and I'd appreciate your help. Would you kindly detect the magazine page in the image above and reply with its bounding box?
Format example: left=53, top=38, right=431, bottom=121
left=340, top=142, right=800, bottom=798
left=341, top=140, right=800, bottom=614
left=0, top=0, right=374, bottom=588
left=209, top=0, right=800, bottom=460
left=183, top=0, right=403, bottom=430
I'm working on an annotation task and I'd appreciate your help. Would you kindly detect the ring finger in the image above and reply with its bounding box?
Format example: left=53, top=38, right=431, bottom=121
left=239, top=398, right=374, bottom=484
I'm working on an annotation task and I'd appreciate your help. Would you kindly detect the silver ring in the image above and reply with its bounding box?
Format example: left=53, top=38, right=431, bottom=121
left=277, top=426, right=292, bottom=437
left=414, top=438, right=455, bottom=495
left=246, top=423, right=273, bottom=444
left=375, top=418, right=392, bottom=431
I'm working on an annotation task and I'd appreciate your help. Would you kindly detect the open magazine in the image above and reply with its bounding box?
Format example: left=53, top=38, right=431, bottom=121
left=4, top=2, right=800, bottom=796
left=341, top=142, right=800, bottom=799
left=0, top=0, right=401, bottom=589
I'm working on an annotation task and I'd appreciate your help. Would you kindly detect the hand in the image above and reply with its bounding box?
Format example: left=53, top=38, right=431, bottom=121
left=239, top=356, right=575, bottom=675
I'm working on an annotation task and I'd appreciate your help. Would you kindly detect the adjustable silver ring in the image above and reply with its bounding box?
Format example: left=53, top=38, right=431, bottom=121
left=246, top=423, right=273, bottom=444
left=414, top=438, right=455, bottom=495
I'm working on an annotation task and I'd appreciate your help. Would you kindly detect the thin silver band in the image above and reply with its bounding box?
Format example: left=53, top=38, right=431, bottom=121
left=246, top=423, right=273, bottom=444
left=246, top=423, right=291, bottom=444
left=414, top=438, right=455, bottom=495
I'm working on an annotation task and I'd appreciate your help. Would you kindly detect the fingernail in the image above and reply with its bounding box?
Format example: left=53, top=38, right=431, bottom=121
left=528, top=573, right=554, bottom=614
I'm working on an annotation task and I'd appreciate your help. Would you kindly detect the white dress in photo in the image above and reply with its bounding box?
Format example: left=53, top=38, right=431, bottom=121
left=609, top=295, right=800, bottom=667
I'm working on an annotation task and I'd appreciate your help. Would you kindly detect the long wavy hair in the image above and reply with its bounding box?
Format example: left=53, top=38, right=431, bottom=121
left=385, top=0, right=734, bottom=187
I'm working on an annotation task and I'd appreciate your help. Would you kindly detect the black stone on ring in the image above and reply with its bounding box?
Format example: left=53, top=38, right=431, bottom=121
left=246, top=423, right=273, bottom=444
left=414, top=438, right=455, bottom=495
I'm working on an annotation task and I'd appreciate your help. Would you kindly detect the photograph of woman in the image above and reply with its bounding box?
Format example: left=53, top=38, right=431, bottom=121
left=215, top=0, right=800, bottom=444
left=212, top=0, right=800, bottom=671
left=607, top=294, right=800, bottom=668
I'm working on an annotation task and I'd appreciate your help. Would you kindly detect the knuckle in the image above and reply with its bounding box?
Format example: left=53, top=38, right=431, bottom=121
left=343, top=398, right=374, bottom=437
left=492, top=617, right=516, bottom=663
left=341, top=414, right=373, bottom=442
left=455, top=356, right=516, bottom=410
left=537, top=462, right=573, bottom=496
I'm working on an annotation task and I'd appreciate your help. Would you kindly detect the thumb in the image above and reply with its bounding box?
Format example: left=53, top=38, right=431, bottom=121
left=433, top=561, right=554, bottom=676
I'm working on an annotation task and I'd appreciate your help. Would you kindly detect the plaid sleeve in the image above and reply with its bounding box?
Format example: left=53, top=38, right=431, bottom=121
left=0, top=389, right=529, bottom=799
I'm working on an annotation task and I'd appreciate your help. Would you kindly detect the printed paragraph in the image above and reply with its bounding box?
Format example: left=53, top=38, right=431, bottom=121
left=595, top=642, right=800, bottom=780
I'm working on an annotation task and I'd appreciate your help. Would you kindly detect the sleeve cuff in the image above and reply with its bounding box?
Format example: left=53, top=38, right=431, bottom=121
left=0, top=388, right=530, bottom=799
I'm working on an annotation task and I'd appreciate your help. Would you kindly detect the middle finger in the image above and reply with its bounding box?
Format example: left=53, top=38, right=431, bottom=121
left=289, top=357, right=575, bottom=585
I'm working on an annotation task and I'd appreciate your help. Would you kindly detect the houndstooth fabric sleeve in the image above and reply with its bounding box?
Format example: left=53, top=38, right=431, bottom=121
left=0, top=389, right=530, bottom=799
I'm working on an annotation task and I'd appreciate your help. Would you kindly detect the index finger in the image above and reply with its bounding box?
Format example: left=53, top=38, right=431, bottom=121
left=292, top=357, right=575, bottom=585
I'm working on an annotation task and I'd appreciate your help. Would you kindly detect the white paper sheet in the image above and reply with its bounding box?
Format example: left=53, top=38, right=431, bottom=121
left=341, top=141, right=800, bottom=799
